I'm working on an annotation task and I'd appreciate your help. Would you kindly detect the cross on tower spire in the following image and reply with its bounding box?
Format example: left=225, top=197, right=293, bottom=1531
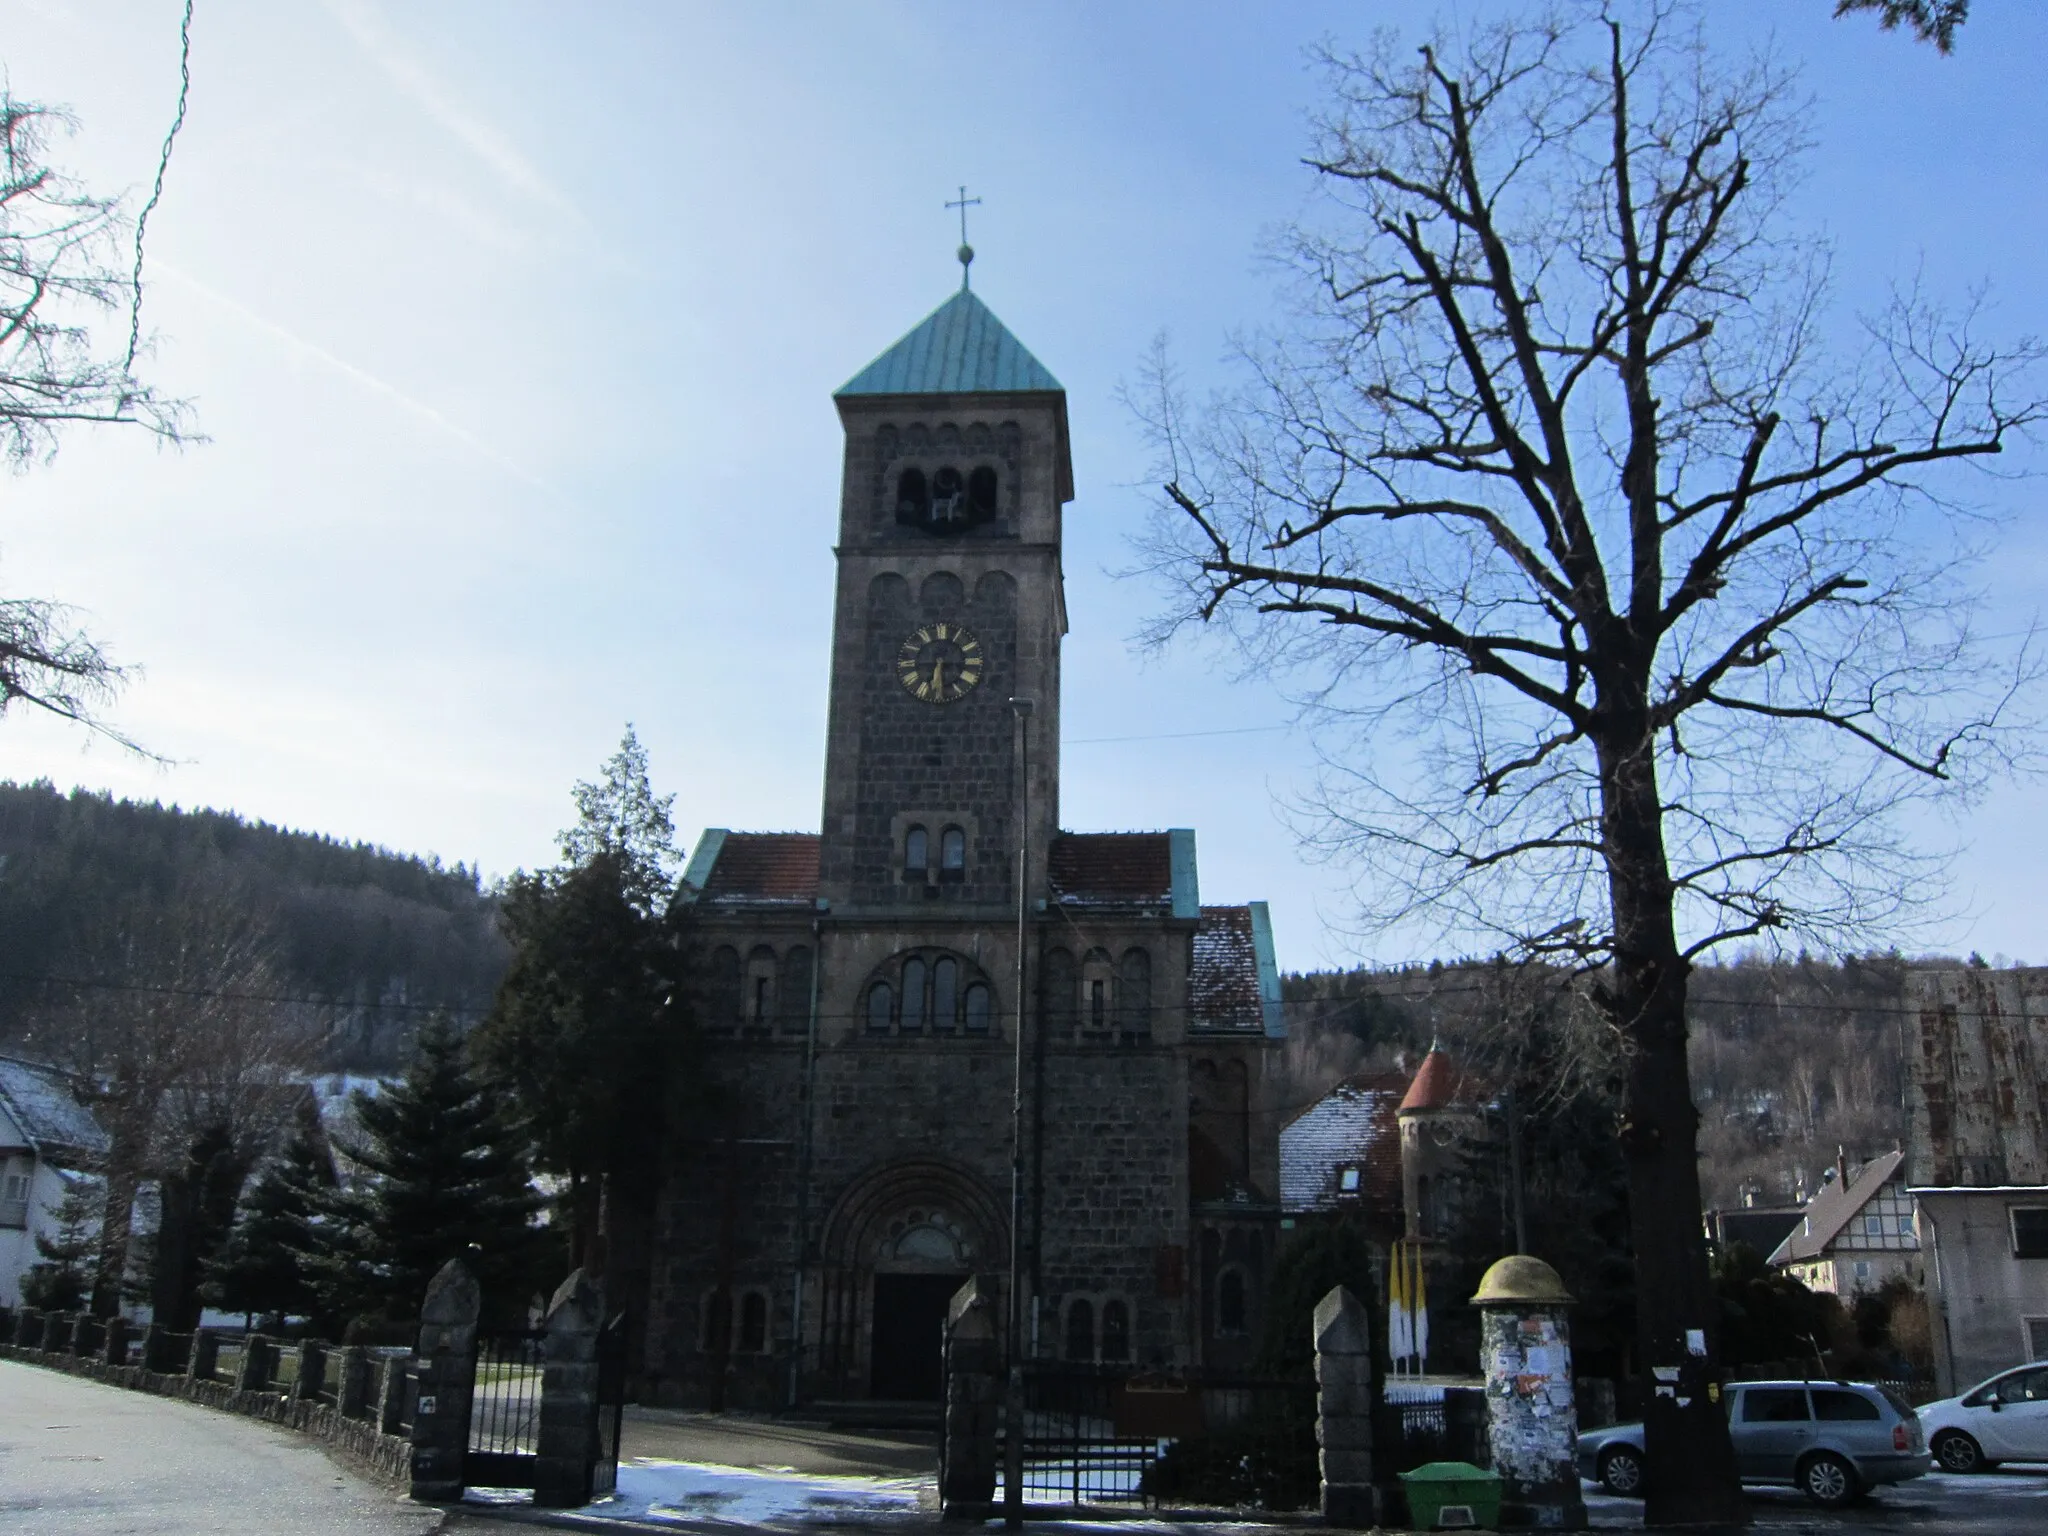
left=946, top=185, right=982, bottom=289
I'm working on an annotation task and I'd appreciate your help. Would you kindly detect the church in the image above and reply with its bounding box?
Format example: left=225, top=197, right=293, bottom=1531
left=642, top=267, right=1289, bottom=1407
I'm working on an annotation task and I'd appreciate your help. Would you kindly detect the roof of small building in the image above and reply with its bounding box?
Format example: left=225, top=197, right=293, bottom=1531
left=837, top=288, right=1062, bottom=398
left=1398, top=1047, right=1472, bottom=1113
left=0, top=1054, right=108, bottom=1162
left=1280, top=1069, right=1410, bottom=1214
left=1769, top=1148, right=1907, bottom=1266
left=684, top=831, right=821, bottom=907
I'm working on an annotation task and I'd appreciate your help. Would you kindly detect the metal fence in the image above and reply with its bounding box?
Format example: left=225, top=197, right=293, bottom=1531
left=1373, top=1386, right=1489, bottom=1479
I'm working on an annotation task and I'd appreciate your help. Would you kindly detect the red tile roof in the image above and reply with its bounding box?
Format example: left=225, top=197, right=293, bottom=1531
left=1190, top=905, right=1262, bottom=1030
left=1047, top=832, right=1172, bottom=903
left=1399, top=1048, right=1471, bottom=1113
left=701, top=833, right=820, bottom=904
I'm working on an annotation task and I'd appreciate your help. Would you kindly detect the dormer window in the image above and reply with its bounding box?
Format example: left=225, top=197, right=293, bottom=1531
left=1338, top=1166, right=1361, bottom=1194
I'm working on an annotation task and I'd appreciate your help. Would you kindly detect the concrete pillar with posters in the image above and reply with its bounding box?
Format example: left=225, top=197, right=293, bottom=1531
left=1314, top=1285, right=1381, bottom=1528
left=941, top=1275, right=1002, bottom=1517
left=1473, top=1256, right=1587, bottom=1530
left=409, top=1257, right=482, bottom=1504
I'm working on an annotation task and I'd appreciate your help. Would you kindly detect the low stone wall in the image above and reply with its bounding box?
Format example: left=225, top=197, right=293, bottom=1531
left=0, top=1343, right=413, bottom=1486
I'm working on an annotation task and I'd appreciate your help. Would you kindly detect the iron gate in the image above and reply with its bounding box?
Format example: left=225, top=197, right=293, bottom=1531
left=467, top=1328, right=546, bottom=1490
left=591, top=1313, right=627, bottom=1500
left=1003, top=1367, right=1317, bottom=1513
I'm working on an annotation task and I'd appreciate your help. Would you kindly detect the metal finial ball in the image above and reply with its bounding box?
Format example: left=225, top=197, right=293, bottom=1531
left=958, top=243, right=975, bottom=268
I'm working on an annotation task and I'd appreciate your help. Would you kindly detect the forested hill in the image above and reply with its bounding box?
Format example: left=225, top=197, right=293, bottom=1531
left=0, top=780, right=509, bottom=1068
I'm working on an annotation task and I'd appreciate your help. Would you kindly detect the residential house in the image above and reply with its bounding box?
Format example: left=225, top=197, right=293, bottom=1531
left=1279, top=1068, right=1409, bottom=1237
left=1767, top=1149, right=1920, bottom=1295
left=0, top=1054, right=108, bottom=1308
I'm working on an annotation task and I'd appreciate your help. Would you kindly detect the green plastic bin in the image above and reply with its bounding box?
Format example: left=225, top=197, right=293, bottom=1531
left=1398, top=1461, right=1502, bottom=1531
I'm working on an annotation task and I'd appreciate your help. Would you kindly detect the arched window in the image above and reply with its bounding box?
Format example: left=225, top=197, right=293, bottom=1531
left=932, top=957, right=958, bottom=1030
left=738, top=1291, right=768, bottom=1354
left=895, top=468, right=929, bottom=525
left=904, top=825, right=929, bottom=879
left=1101, top=1300, right=1131, bottom=1363
left=930, top=466, right=966, bottom=525
left=901, top=958, right=928, bottom=1033
left=939, top=825, right=966, bottom=881
left=964, top=982, right=992, bottom=1035
left=779, top=946, right=812, bottom=1034
left=867, top=981, right=894, bottom=1034
left=746, top=946, right=777, bottom=1033
left=1043, top=949, right=1076, bottom=1037
left=1065, top=1298, right=1095, bottom=1362
left=709, top=947, right=742, bottom=1031
left=967, top=465, right=998, bottom=519
left=1118, top=948, right=1152, bottom=1040
left=1082, top=948, right=1114, bottom=1040
left=1217, top=1269, right=1248, bottom=1337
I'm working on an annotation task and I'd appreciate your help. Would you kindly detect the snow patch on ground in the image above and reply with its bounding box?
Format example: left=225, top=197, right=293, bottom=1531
left=469, top=1459, right=931, bottom=1526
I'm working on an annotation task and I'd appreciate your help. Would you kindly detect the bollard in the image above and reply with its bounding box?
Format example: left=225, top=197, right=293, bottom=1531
left=189, top=1327, right=220, bottom=1382
left=1472, top=1256, right=1587, bottom=1530
left=1313, top=1286, right=1380, bottom=1528
left=239, top=1334, right=273, bottom=1392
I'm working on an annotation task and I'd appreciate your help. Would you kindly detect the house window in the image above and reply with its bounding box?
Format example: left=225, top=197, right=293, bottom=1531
left=904, top=825, right=929, bottom=878
left=940, top=826, right=966, bottom=881
left=1853, top=1260, right=1873, bottom=1287
left=1101, top=1299, right=1131, bottom=1363
left=867, top=981, right=894, bottom=1033
left=1090, top=980, right=1107, bottom=1032
left=2011, top=1207, right=2048, bottom=1259
left=1065, top=1298, right=1095, bottom=1362
left=738, top=1291, right=769, bottom=1354
left=0, top=1165, right=28, bottom=1229
left=932, top=958, right=958, bottom=1030
left=964, top=983, right=992, bottom=1034
left=1863, top=1213, right=1884, bottom=1238
left=1338, top=1166, right=1361, bottom=1194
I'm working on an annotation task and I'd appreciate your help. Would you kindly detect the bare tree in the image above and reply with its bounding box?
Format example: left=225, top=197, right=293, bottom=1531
left=25, top=867, right=315, bottom=1315
left=1139, top=5, right=2043, bottom=1518
left=0, top=91, right=192, bottom=746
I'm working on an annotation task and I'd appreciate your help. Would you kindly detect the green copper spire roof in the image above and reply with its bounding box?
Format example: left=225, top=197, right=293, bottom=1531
left=837, top=288, right=1062, bottom=398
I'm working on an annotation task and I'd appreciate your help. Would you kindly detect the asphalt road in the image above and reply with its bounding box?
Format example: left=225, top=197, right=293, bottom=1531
left=1585, top=1470, right=2048, bottom=1531
left=0, top=1360, right=444, bottom=1536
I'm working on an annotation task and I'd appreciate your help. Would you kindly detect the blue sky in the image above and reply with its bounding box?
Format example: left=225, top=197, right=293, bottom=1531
left=5, top=0, right=2047, bottom=970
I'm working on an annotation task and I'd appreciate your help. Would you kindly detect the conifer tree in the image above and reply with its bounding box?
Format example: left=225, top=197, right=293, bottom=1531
left=23, top=1171, right=99, bottom=1311
left=318, top=1017, right=547, bottom=1330
left=207, top=1099, right=337, bottom=1328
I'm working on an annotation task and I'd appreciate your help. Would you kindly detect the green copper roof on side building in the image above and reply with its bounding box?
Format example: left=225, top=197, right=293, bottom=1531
left=837, top=288, right=1062, bottom=398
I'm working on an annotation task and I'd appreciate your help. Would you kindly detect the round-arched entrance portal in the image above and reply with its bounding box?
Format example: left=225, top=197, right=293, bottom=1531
left=818, top=1158, right=1006, bottom=1401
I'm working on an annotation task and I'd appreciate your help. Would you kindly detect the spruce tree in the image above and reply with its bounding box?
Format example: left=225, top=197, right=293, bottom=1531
left=207, top=1099, right=337, bottom=1328
left=22, top=1172, right=100, bottom=1311
left=318, top=1017, right=547, bottom=1330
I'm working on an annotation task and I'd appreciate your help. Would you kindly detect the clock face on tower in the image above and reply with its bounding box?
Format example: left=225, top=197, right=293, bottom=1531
left=896, top=623, right=983, bottom=704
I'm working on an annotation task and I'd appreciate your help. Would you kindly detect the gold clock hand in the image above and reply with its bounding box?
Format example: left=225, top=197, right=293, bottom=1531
left=931, top=656, right=948, bottom=696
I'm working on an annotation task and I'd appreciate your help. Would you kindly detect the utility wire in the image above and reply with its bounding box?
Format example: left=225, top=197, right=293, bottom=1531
left=124, top=0, right=195, bottom=374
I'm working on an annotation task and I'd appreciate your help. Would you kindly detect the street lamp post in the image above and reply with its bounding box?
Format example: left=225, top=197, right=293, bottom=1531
left=1005, top=696, right=1033, bottom=1530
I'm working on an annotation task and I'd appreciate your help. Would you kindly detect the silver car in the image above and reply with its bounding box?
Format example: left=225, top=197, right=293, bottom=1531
left=1575, top=1380, right=1930, bottom=1508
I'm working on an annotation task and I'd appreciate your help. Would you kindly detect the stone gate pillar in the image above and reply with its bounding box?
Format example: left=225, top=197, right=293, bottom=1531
left=1472, top=1256, right=1586, bottom=1530
left=941, top=1275, right=1001, bottom=1517
left=534, top=1267, right=607, bottom=1508
left=1313, top=1285, right=1380, bottom=1528
left=409, top=1257, right=481, bottom=1504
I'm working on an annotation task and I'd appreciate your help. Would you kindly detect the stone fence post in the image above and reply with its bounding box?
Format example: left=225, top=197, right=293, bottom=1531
left=1313, top=1285, right=1380, bottom=1528
left=239, top=1334, right=273, bottom=1392
left=1473, top=1256, right=1586, bottom=1530
left=410, top=1258, right=482, bottom=1503
left=940, top=1275, right=1001, bottom=1518
left=189, top=1327, right=220, bottom=1383
left=294, top=1340, right=327, bottom=1402
left=534, top=1268, right=606, bottom=1508
left=378, top=1354, right=410, bottom=1434
left=102, top=1315, right=131, bottom=1367
left=338, top=1346, right=374, bottom=1420
left=17, top=1309, right=44, bottom=1349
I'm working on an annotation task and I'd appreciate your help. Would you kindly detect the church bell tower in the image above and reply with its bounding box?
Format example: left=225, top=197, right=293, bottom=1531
left=817, top=277, right=1072, bottom=914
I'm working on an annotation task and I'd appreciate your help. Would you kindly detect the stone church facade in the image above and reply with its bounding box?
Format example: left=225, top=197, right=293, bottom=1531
left=642, top=283, right=1287, bottom=1406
